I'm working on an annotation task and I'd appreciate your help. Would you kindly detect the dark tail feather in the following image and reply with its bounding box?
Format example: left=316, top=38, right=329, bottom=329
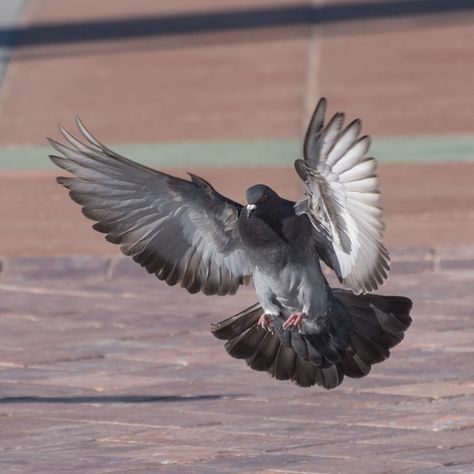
left=332, top=289, right=413, bottom=379
left=211, top=303, right=346, bottom=389
left=211, top=292, right=412, bottom=390
left=211, top=303, right=261, bottom=340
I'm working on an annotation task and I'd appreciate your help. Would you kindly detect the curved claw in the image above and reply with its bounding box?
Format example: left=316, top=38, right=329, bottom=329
left=282, top=312, right=305, bottom=331
left=257, top=313, right=274, bottom=331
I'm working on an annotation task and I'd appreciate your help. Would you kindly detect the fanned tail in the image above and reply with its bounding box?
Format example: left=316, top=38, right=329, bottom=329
left=211, top=303, right=344, bottom=389
left=211, top=291, right=412, bottom=389
left=332, top=290, right=412, bottom=380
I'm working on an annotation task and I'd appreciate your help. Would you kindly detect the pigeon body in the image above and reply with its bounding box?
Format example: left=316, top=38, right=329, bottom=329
left=238, top=190, right=332, bottom=332
left=49, top=98, right=412, bottom=389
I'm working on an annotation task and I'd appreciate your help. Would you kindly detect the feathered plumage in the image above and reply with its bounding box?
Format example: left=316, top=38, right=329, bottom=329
left=49, top=98, right=412, bottom=389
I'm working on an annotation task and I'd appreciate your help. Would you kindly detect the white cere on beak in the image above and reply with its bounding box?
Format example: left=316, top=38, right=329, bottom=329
left=246, top=204, right=257, bottom=217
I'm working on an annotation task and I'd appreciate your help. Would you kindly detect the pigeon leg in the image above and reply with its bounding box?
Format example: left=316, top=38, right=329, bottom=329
left=282, top=312, right=305, bottom=331
left=257, top=313, right=274, bottom=331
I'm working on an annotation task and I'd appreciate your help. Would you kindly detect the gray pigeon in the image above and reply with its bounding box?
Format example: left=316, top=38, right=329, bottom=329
left=49, top=98, right=412, bottom=389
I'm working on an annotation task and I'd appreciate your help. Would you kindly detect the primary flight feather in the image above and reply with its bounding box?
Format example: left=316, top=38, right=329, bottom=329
left=49, top=98, right=412, bottom=389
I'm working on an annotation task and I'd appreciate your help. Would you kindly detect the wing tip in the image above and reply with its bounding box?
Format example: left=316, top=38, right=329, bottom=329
left=49, top=154, right=67, bottom=168
left=316, top=97, right=327, bottom=113
left=56, top=175, right=71, bottom=186
left=47, top=137, right=61, bottom=150
left=74, top=114, right=85, bottom=130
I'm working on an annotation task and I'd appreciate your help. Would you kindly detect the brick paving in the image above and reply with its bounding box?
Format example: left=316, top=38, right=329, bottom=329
left=0, top=249, right=473, bottom=473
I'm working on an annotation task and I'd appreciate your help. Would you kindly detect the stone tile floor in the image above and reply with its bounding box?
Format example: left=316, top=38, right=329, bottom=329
left=0, top=248, right=473, bottom=473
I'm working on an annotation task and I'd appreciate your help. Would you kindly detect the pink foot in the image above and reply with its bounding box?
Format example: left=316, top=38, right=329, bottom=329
left=257, top=313, right=274, bottom=331
left=282, top=312, right=305, bottom=331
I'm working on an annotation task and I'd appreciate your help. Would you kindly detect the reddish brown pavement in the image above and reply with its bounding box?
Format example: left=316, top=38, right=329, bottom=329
left=0, top=250, right=474, bottom=473
left=1, top=161, right=473, bottom=256
left=1, top=0, right=473, bottom=258
left=0, top=1, right=473, bottom=145
left=0, top=0, right=473, bottom=257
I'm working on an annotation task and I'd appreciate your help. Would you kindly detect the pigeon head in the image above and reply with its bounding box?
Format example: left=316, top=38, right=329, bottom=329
left=245, top=184, right=278, bottom=218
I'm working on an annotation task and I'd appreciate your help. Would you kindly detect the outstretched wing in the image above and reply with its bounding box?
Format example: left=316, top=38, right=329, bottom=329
left=49, top=118, right=253, bottom=296
left=294, top=98, right=390, bottom=294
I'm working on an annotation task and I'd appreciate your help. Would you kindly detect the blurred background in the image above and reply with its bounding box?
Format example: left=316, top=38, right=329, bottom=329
left=0, top=0, right=473, bottom=256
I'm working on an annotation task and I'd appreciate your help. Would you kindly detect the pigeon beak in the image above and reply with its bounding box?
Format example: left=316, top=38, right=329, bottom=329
left=246, top=204, right=257, bottom=218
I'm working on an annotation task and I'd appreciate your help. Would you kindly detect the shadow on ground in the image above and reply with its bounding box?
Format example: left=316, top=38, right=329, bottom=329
left=0, top=394, right=245, bottom=404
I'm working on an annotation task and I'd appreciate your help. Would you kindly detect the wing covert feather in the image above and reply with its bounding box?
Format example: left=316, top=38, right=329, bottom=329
left=295, top=98, right=390, bottom=294
left=49, top=118, right=253, bottom=296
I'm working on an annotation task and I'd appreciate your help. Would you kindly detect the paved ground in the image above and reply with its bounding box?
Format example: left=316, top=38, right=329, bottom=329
left=0, top=250, right=474, bottom=473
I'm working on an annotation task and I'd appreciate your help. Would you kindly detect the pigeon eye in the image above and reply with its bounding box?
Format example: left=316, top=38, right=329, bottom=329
left=260, top=195, right=268, bottom=203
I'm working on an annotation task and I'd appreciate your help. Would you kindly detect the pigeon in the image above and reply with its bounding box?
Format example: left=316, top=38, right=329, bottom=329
left=48, top=98, right=412, bottom=389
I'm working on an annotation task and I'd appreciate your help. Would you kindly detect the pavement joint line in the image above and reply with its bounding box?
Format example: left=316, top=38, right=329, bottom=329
left=0, top=282, right=151, bottom=299
left=17, top=415, right=179, bottom=429
left=0, top=135, right=473, bottom=170
left=104, top=257, right=118, bottom=280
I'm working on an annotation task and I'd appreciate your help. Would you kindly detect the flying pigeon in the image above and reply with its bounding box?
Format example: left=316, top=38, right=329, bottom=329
left=49, top=98, right=412, bottom=389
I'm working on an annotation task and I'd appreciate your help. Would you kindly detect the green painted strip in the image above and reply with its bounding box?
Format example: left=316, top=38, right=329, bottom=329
left=371, top=136, right=474, bottom=164
left=0, top=136, right=473, bottom=171
left=0, top=140, right=300, bottom=171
